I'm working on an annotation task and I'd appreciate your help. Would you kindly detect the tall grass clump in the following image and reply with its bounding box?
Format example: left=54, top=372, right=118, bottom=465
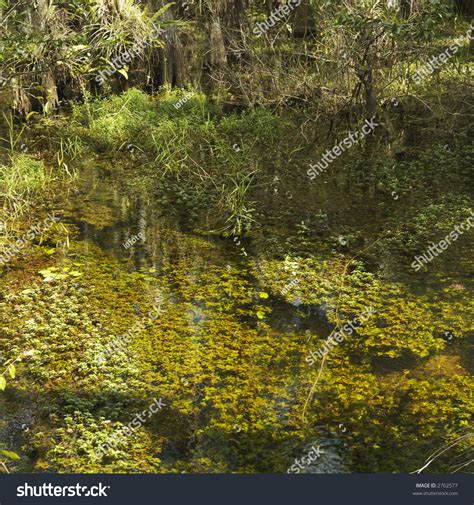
left=0, top=155, right=53, bottom=216
left=68, top=88, right=295, bottom=235
left=70, top=87, right=209, bottom=153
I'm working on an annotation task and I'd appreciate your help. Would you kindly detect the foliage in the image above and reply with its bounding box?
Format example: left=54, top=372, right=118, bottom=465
left=0, top=0, right=472, bottom=477
left=0, top=155, right=52, bottom=216
left=68, top=88, right=294, bottom=235
left=0, top=0, right=171, bottom=105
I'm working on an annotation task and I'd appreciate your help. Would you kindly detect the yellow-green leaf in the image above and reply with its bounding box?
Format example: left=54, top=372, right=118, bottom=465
left=118, top=68, right=128, bottom=80
left=1, top=450, right=20, bottom=460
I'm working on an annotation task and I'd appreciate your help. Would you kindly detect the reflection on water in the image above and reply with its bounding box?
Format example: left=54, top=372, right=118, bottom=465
left=1, top=159, right=472, bottom=474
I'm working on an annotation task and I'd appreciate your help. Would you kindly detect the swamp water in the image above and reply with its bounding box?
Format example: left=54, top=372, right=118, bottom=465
left=0, top=151, right=472, bottom=474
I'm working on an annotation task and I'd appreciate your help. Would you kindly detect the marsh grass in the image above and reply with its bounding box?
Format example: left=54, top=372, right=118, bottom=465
left=68, top=88, right=295, bottom=235
left=220, top=171, right=256, bottom=236
left=0, top=155, right=52, bottom=208
left=0, top=112, right=76, bottom=230
left=56, top=137, right=81, bottom=181
left=0, top=112, right=27, bottom=156
left=0, top=155, right=55, bottom=241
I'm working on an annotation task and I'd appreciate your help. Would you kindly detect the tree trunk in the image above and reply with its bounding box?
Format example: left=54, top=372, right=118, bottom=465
left=35, top=0, right=59, bottom=112
left=42, top=71, right=60, bottom=112
left=208, top=19, right=227, bottom=68
left=292, top=0, right=316, bottom=38
left=12, top=78, right=33, bottom=117
left=228, top=0, right=245, bottom=28
left=400, top=0, right=413, bottom=18
left=454, top=0, right=474, bottom=15
left=266, top=0, right=273, bottom=16
left=365, top=68, right=377, bottom=121
left=363, top=51, right=378, bottom=155
left=153, top=1, right=185, bottom=87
